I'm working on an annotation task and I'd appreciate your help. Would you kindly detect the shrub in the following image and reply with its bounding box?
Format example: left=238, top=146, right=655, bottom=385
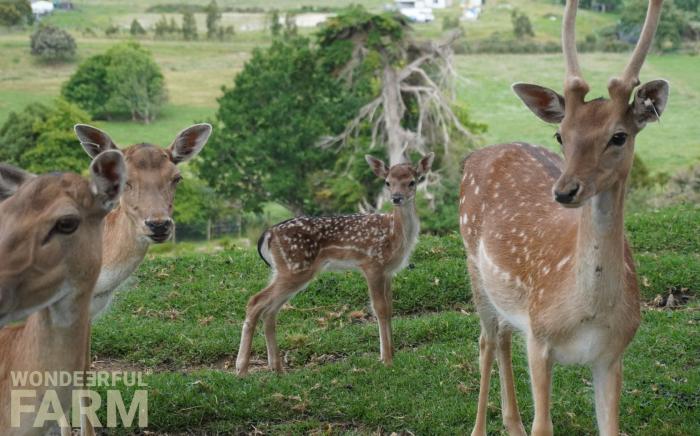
left=0, top=99, right=92, bottom=174
left=511, top=9, right=534, bottom=38
left=105, top=24, right=120, bottom=37
left=620, top=0, right=688, bottom=51
left=30, top=25, right=76, bottom=62
left=442, top=15, right=461, bottom=31
left=0, top=0, right=32, bottom=27
left=62, top=42, right=167, bottom=123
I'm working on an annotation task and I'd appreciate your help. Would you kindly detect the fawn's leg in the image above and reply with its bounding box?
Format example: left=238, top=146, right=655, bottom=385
left=496, top=327, right=526, bottom=436
left=236, top=284, right=274, bottom=376
left=527, top=336, right=554, bottom=436
left=592, top=357, right=622, bottom=436
left=262, top=275, right=311, bottom=373
left=365, top=270, right=393, bottom=365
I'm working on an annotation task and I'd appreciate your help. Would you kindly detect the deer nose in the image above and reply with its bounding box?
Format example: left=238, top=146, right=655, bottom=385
left=554, top=182, right=581, bottom=204
left=392, top=194, right=404, bottom=205
left=145, top=219, right=172, bottom=235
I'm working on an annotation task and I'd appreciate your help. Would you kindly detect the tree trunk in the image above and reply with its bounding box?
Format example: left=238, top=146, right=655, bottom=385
left=382, top=65, right=411, bottom=166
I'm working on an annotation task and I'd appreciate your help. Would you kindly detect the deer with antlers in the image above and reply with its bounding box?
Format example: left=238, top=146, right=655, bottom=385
left=460, top=1, right=668, bottom=435
left=236, top=153, right=434, bottom=376
left=0, top=152, right=126, bottom=433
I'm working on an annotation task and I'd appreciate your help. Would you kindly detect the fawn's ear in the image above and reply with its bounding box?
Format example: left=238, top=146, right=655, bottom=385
left=512, top=83, right=566, bottom=124
left=365, top=155, right=389, bottom=179
left=169, top=123, right=212, bottom=164
left=0, top=164, right=35, bottom=201
left=74, top=124, right=118, bottom=158
left=632, top=79, right=669, bottom=129
left=89, top=150, right=126, bottom=212
left=415, top=152, right=435, bottom=177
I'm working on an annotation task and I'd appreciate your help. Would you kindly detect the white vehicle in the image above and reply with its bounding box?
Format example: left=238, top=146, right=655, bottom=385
left=395, top=1, right=435, bottom=23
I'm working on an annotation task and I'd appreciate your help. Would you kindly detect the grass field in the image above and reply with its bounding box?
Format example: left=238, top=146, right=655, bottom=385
left=85, top=204, right=700, bottom=433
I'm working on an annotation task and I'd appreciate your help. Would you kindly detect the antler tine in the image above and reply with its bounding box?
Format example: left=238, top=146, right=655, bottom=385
left=617, top=0, right=664, bottom=90
left=562, top=0, right=589, bottom=97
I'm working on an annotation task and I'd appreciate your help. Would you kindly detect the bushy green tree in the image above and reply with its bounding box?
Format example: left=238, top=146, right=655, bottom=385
left=61, top=54, right=111, bottom=118
left=30, top=24, right=77, bottom=62
left=130, top=19, right=146, bottom=36
left=198, top=37, right=363, bottom=215
left=205, top=0, right=221, bottom=39
left=182, top=11, right=197, bottom=40
left=62, top=42, right=167, bottom=123
left=0, top=99, right=92, bottom=174
left=0, top=0, right=32, bottom=26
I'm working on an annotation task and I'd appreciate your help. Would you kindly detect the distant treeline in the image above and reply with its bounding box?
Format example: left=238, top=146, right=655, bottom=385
left=145, top=4, right=337, bottom=14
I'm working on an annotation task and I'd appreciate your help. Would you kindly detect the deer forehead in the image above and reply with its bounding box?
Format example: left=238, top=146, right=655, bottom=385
left=124, top=144, right=173, bottom=173
left=387, top=166, right=416, bottom=181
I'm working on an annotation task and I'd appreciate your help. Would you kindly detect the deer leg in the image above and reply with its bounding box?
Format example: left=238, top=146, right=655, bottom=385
left=496, top=327, right=526, bottom=436
left=526, top=336, right=553, bottom=436
left=471, top=317, right=498, bottom=436
left=366, top=271, right=393, bottom=365
left=592, top=357, right=622, bottom=436
left=80, top=340, right=96, bottom=436
left=261, top=279, right=308, bottom=373
left=236, top=285, right=275, bottom=376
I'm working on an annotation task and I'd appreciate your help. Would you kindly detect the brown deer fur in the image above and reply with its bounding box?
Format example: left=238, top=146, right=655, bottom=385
left=461, top=1, right=668, bottom=435
left=0, top=153, right=126, bottom=434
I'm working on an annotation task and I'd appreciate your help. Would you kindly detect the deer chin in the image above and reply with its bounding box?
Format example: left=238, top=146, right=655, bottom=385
left=148, top=232, right=172, bottom=243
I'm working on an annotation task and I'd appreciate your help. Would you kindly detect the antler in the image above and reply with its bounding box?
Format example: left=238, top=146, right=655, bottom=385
left=562, top=0, right=589, bottom=100
left=609, top=0, right=664, bottom=99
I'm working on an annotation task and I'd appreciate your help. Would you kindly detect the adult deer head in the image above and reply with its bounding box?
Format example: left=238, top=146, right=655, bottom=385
left=0, top=151, right=126, bottom=325
left=513, top=0, right=669, bottom=207
left=74, top=123, right=212, bottom=243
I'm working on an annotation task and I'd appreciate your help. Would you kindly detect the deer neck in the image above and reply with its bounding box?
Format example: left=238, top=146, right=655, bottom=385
left=392, top=200, right=420, bottom=252
left=574, top=180, right=627, bottom=310
left=100, top=207, right=150, bottom=283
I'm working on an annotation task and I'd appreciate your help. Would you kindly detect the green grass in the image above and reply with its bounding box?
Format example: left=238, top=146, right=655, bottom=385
left=86, top=205, right=700, bottom=433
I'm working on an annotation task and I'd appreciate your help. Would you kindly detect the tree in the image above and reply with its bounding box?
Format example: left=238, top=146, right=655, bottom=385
left=268, top=10, right=282, bottom=36
left=205, top=0, right=221, bottom=39
left=182, top=11, right=198, bottom=40
left=130, top=19, right=146, bottom=37
left=104, top=42, right=167, bottom=123
left=198, top=37, right=362, bottom=215
left=61, top=54, right=111, bottom=118
left=620, top=0, right=688, bottom=50
left=30, top=24, right=77, bottom=62
left=0, top=0, right=32, bottom=26
left=0, top=99, right=92, bottom=174
left=284, top=12, right=297, bottom=37
left=317, top=7, right=476, bottom=167
left=511, top=9, right=534, bottom=38
left=62, top=42, right=167, bottom=123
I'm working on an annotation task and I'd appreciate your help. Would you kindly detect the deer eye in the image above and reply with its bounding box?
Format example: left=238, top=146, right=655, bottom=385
left=54, top=216, right=80, bottom=235
left=408, top=180, right=416, bottom=187
left=608, top=132, right=628, bottom=147
left=554, top=132, right=563, bottom=145
left=173, top=175, right=183, bottom=185
left=385, top=181, right=390, bottom=187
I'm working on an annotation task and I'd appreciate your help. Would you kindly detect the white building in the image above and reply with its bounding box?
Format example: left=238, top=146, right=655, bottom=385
left=31, top=1, right=54, bottom=17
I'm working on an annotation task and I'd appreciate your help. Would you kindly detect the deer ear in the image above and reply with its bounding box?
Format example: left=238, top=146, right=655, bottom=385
left=0, top=164, right=35, bottom=201
left=169, top=123, right=212, bottom=164
left=632, top=80, right=669, bottom=128
left=74, top=124, right=118, bottom=158
left=512, top=83, right=565, bottom=124
left=365, top=155, right=389, bottom=179
left=416, top=152, right=435, bottom=177
left=89, top=150, right=126, bottom=212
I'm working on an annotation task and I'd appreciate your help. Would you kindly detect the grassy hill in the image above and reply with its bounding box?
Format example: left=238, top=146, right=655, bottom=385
left=88, top=204, right=700, bottom=434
